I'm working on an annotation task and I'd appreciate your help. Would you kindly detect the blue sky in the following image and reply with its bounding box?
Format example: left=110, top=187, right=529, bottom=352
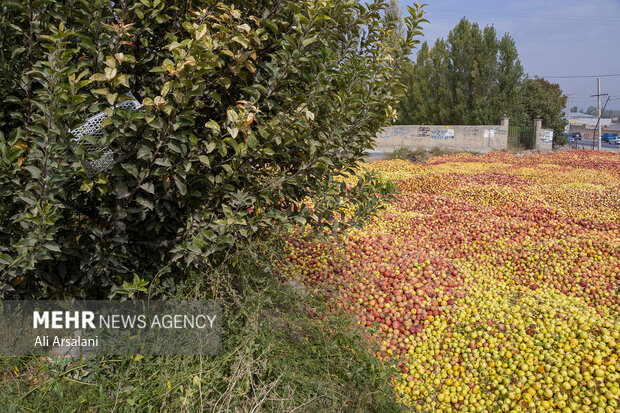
left=398, top=0, right=620, bottom=111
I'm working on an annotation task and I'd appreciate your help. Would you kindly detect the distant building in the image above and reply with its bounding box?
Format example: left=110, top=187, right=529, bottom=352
left=568, top=113, right=619, bottom=138
left=568, top=112, right=612, bottom=127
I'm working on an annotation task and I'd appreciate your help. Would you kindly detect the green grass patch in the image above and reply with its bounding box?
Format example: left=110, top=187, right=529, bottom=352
left=1, top=245, right=403, bottom=412
left=385, top=146, right=465, bottom=162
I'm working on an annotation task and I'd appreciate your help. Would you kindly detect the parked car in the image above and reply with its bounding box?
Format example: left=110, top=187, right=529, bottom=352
left=571, top=132, right=582, bottom=141
left=601, top=133, right=618, bottom=143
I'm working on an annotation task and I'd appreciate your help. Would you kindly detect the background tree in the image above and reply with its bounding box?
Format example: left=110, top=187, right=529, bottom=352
left=396, top=18, right=523, bottom=125
left=385, top=0, right=404, bottom=38
left=395, top=17, right=569, bottom=144
left=519, top=77, right=568, bottom=139
left=0, top=0, right=426, bottom=299
left=603, top=108, right=620, bottom=119
left=494, top=34, right=525, bottom=124
left=396, top=42, right=434, bottom=124
left=583, top=107, right=620, bottom=119
left=570, top=106, right=578, bottom=113
left=582, top=107, right=620, bottom=118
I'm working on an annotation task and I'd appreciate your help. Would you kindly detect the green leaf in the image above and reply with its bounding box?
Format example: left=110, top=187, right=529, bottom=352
left=162, top=59, right=175, bottom=71
left=167, top=141, right=184, bottom=154
left=93, top=174, right=107, bottom=184
left=104, top=55, right=116, bottom=68
left=302, top=37, right=317, bottom=48
left=23, top=165, right=41, bottom=179
left=91, top=88, right=109, bottom=95
left=221, top=164, right=233, bottom=176
left=136, top=196, right=154, bottom=210
left=227, top=127, right=238, bottom=140
left=263, top=20, right=278, bottom=34
left=11, top=47, right=26, bottom=58
left=198, top=155, right=210, bottom=166
left=117, top=74, right=130, bottom=88
left=161, top=81, right=172, bottom=97
left=205, top=120, right=220, bottom=133
left=154, top=158, right=172, bottom=167
left=121, top=163, right=140, bottom=178
left=43, top=242, right=61, bottom=253
left=231, top=35, right=249, bottom=48
left=137, top=145, right=152, bottom=160
left=106, top=92, right=118, bottom=105
left=173, top=175, right=187, bottom=195
left=0, top=253, right=12, bottom=265
left=218, top=77, right=231, bottom=89
left=141, top=182, right=155, bottom=194
left=247, top=133, right=258, bottom=149
left=80, top=179, right=94, bottom=192
left=90, top=73, right=107, bottom=82
left=28, top=125, right=45, bottom=136
left=195, top=24, right=207, bottom=40
left=104, top=67, right=117, bottom=80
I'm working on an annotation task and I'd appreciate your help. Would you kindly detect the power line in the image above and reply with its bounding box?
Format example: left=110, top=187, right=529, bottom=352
left=554, top=66, right=620, bottom=96
left=540, top=73, right=620, bottom=79
left=425, top=10, right=620, bottom=27
left=427, top=8, right=620, bottom=23
left=426, top=17, right=618, bottom=27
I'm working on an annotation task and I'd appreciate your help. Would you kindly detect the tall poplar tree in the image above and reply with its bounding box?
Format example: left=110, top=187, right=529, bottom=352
left=495, top=34, right=525, bottom=124
left=429, top=39, right=453, bottom=124
left=396, top=18, right=524, bottom=126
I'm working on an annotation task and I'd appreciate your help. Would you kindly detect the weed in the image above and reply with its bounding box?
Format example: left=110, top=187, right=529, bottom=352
left=1, top=242, right=403, bottom=412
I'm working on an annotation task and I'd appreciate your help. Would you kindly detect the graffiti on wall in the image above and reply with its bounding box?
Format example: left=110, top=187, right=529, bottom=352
left=377, top=125, right=410, bottom=139
left=431, top=128, right=455, bottom=140
left=374, top=124, right=508, bottom=151
left=541, top=129, right=553, bottom=142
left=463, top=127, right=480, bottom=137
left=418, top=126, right=431, bottom=137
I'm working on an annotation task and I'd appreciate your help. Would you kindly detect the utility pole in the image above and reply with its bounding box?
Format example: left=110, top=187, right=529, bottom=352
left=590, top=92, right=609, bottom=150
left=566, top=95, right=571, bottom=132
left=597, top=78, right=601, bottom=150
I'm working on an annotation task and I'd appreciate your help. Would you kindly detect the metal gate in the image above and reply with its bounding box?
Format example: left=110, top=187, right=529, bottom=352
left=508, top=125, right=536, bottom=150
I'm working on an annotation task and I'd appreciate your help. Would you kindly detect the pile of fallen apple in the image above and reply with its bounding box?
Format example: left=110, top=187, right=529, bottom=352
left=283, top=150, right=619, bottom=412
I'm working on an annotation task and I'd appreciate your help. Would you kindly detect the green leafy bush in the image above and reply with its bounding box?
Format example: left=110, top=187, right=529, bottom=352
left=554, top=133, right=569, bottom=147
left=0, top=1, right=425, bottom=298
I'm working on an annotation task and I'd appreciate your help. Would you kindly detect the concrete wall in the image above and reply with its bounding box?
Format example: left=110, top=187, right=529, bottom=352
left=538, top=128, right=553, bottom=153
left=375, top=124, right=508, bottom=153
left=538, top=141, right=552, bottom=152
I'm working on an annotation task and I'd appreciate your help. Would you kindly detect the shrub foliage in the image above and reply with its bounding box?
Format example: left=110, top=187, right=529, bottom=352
left=0, top=0, right=425, bottom=298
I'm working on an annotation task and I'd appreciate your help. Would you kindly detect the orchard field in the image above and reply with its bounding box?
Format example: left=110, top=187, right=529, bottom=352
left=283, top=150, right=619, bottom=413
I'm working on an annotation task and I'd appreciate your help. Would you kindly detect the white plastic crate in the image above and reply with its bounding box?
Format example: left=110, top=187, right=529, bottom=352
left=69, top=98, right=143, bottom=177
